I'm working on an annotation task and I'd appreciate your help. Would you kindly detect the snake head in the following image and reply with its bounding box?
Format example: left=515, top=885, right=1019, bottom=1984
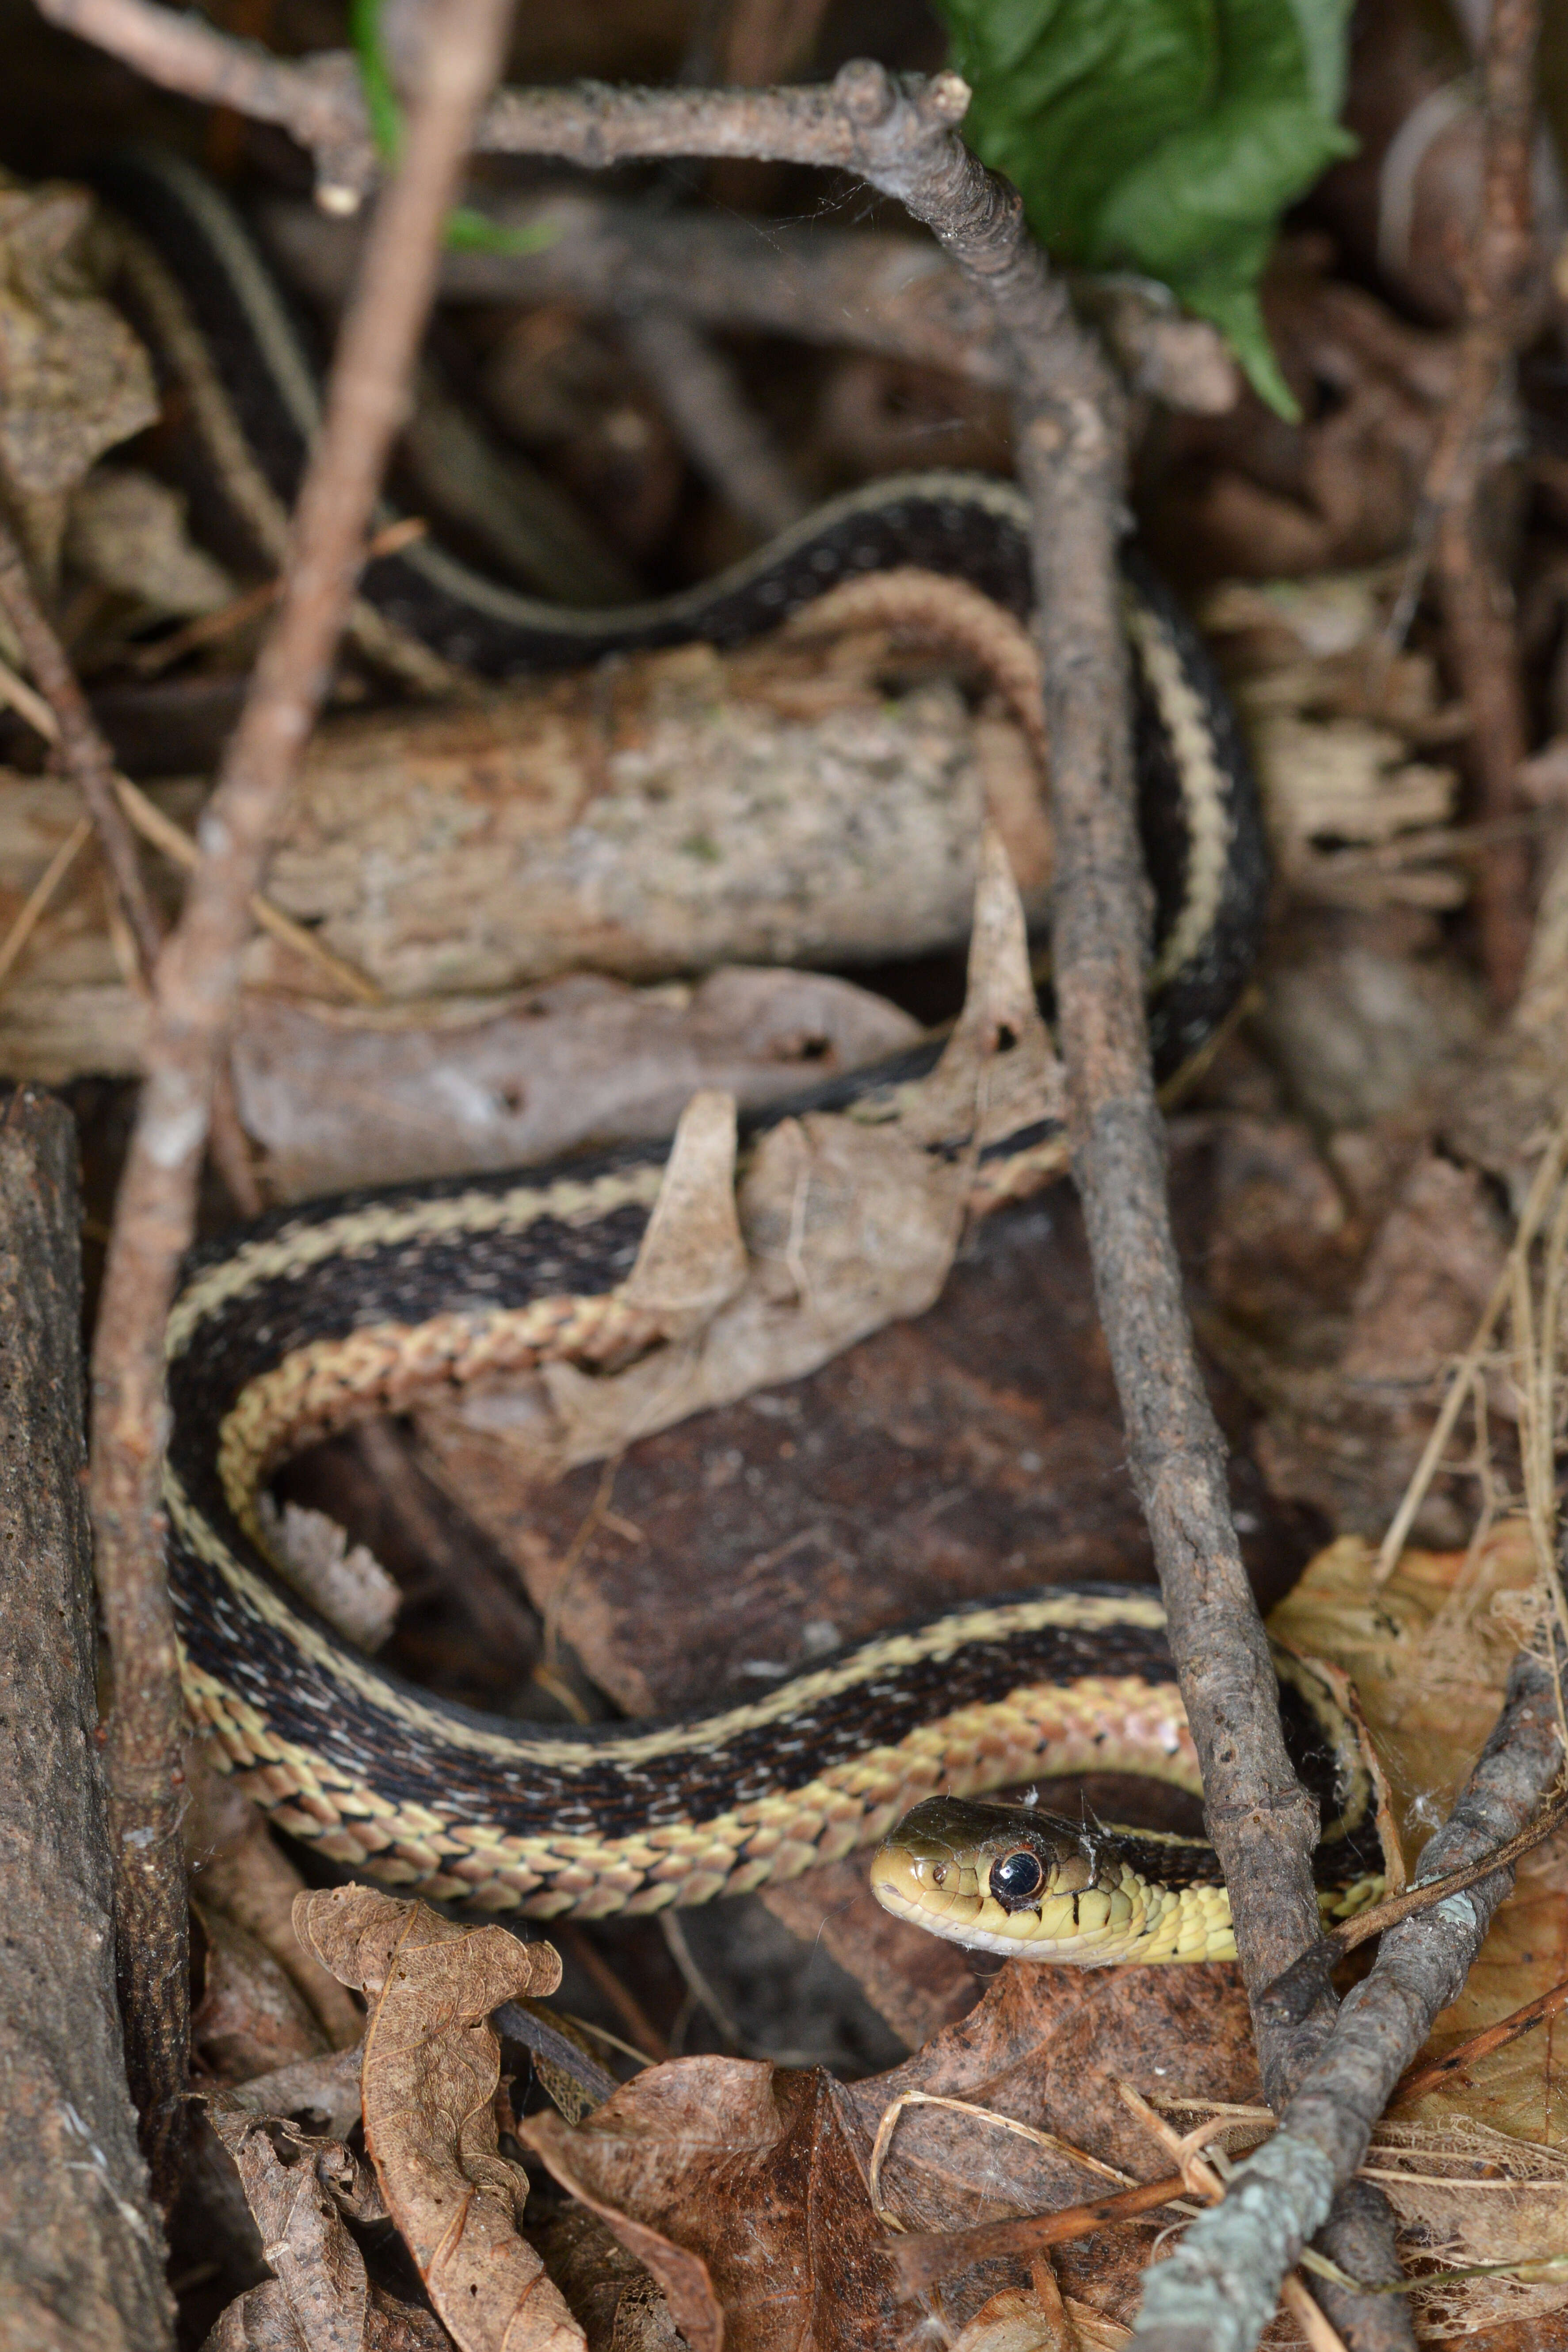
left=870, top=1794, right=1159, bottom=1962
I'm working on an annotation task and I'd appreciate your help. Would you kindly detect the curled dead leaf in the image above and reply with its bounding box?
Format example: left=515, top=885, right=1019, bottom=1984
left=436, top=833, right=1058, bottom=1482
left=294, top=1888, right=580, bottom=2352
left=204, top=2104, right=447, bottom=2351
left=950, top=2269, right=1085, bottom=2352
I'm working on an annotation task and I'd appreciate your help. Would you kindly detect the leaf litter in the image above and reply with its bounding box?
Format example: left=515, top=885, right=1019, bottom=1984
left=293, top=1887, right=584, bottom=2352
left=11, top=22, right=1568, bottom=2347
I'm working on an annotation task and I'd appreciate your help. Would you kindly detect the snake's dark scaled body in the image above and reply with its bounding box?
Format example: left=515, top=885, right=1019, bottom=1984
left=99, top=148, right=1268, bottom=1078
left=103, top=150, right=1316, bottom=1949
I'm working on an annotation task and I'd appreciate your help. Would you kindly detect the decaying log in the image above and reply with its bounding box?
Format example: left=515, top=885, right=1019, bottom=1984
left=0, top=1087, right=172, bottom=2348
left=0, top=631, right=1046, bottom=1080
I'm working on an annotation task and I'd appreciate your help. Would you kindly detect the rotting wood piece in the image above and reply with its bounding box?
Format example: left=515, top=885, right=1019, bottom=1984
left=0, top=635, right=1047, bottom=1081
left=0, top=1086, right=173, bottom=2349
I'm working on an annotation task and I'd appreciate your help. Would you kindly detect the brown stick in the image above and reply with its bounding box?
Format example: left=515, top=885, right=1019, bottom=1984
left=33, top=0, right=378, bottom=199
left=0, top=525, right=267, bottom=1206
left=1259, top=1780, right=1568, bottom=2026
left=0, top=1089, right=174, bottom=2350
left=264, top=184, right=1236, bottom=415
left=1388, top=1969, right=1568, bottom=2108
left=84, top=0, right=515, bottom=2207
left=1428, top=0, right=1540, bottom=1003
left=420, top=52, right=1381, bottom=2317
left=35, top=0, right=1234, bottom=409
left=893, top=2172, right=1191, bottom=2297
left=0, top=519, right=163, bottom=983
left=1132, top=1648, right=1564, bottom=2352
left=467, top=56, right=1315, bottom=2084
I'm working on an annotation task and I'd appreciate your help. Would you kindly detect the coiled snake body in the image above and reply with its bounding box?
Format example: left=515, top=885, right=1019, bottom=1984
left=111, top=153, right=1377, bottom=1957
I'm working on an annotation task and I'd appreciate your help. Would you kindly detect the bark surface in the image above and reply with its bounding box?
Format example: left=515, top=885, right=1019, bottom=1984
left=0, top=1087, right=172, bottom=2349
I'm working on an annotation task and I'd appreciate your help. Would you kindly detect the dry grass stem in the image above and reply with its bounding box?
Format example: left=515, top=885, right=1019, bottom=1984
left=1376, top=1098, right=1568, bottom=1583
left=0, top=516, right=163, bottom=982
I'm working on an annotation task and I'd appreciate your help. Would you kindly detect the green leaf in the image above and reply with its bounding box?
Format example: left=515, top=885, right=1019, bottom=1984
left=349, top=0, right=402, bottom=162
left=348, top=0, right=557, bottom=256
left=932, top=0, right=1356, bottom=413
left=443, top=206, right=558, bottom=256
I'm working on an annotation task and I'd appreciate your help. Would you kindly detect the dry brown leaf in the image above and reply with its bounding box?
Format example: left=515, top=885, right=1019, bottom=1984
left=840, top=1961, right=1260, bottom=2223
left=1410, top=1850, right=1568, bottom=2146
left=203, top=2281, right=452, bottom=2351
left=1366, top=2115, right=1568, bottom=2337
left=225, top=2048, right=366, bottom=2143
left=203, top=2281, right=309, bottom=2351
left=441, top=837, right=1052, bottom=1485
left=950, top=2273, right=1079, bottom=2352
left=1270, top=1530, right=1568, bottom=2151
left=0, top=177, right=157, bottom=572
left=1266, top=1526, right=1540, bottom=1828
left=205, top=2107, right=449, bottom=2351
left=294, top=1887, right=582, bottom=2352
left=523, top=2058, right=894, bottom=2352
left=194, top=1904, right=333, bottom=2086
left=187, top=1739, right=366, bottom=2050
left=527, top=2209, right=685, bottom=2352
left=523, top=1961, right=1260, bottom=2352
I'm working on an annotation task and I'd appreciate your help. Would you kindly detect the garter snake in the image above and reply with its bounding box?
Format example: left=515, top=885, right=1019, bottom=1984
left=103, top=151, right=1377, bottom=1955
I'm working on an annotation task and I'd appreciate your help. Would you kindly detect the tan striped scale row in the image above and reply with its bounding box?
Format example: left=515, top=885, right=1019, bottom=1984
left=216, top=1291, right=662, bottom=1531
left=182, top=1662, right=1199, bottom=1915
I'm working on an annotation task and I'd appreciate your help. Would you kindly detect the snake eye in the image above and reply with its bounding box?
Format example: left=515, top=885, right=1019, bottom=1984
left=989, top=1848, right=1045, bottom=1908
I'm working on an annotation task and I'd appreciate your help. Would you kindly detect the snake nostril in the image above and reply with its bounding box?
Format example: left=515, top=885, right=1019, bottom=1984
left=931, top=1862, right=950, bottom=1889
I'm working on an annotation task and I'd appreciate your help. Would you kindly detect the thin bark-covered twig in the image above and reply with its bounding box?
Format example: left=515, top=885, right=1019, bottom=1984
left=409, top=57, right=1395, bottom=2338
left=621, top=305, right=807, bottom=538
left=262, top=184, right=1237, bottom=415
left=1131, top=1648, right=1564, bottom=2352
left=84, top=0, right=515, bottom=2205
left=33, top=0, right=1233, bottom=412
left=0, top=626, right=382, bottom=1009
left=1388, top=1968, right=1568, bottom=2107
left=0, top=518, right=162, bottom=983
left=1383, top=0, right=1540, bottom=1003
left=1259, top=1780, right=1568, bottom=2025
left=893, top=2174, right=1193, bottom=2295
left=507, top=57, right=1319, bottom=2053
left=0, top=524, right=262, bottom=1208
left=1438, top=0, right=1539, bottom=1004
left=481, top=54, right=1339, bottom=2085
left=33, top=0, right=378, bottom=201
